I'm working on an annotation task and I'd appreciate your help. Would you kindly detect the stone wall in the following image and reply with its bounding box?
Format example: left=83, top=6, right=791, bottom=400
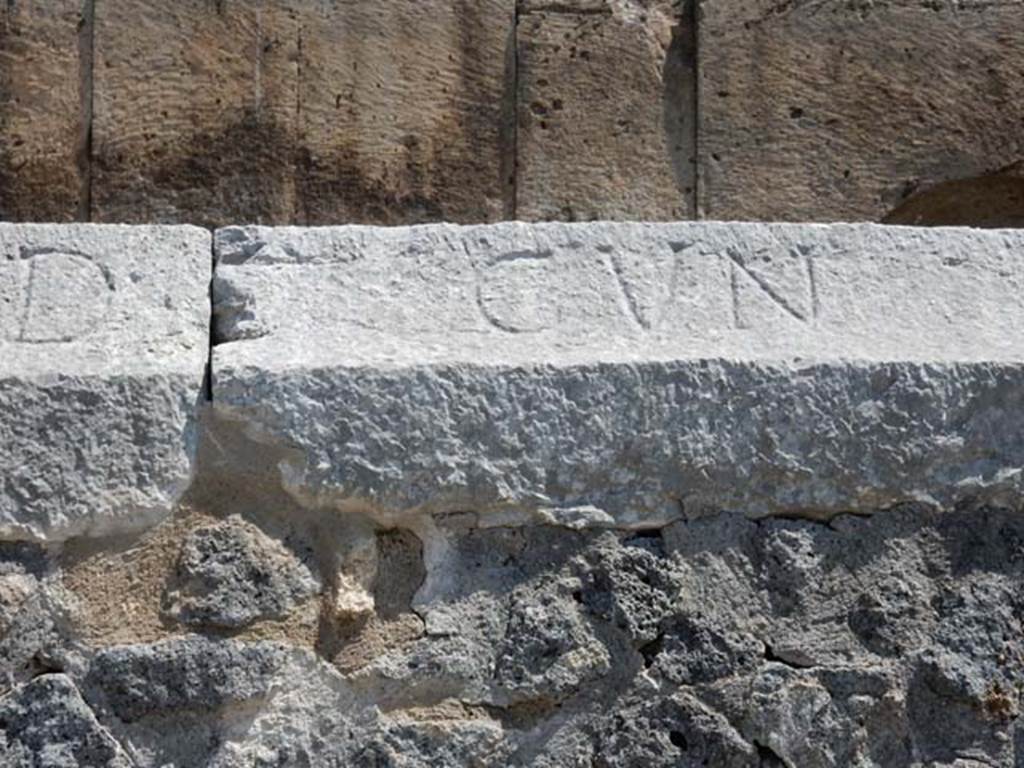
left=1, top=0, right=1022, bottom=227
left=3, top=221, right=1024, bottom=766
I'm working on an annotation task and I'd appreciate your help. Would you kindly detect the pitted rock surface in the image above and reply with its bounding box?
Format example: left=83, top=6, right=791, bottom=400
left=163, top=516, right=320, bottom=629
left=0, top=674, right=131, bottom=768
left=0, top=508, right=1015, bottom=765
left=86, top=638, right=290, bottom=723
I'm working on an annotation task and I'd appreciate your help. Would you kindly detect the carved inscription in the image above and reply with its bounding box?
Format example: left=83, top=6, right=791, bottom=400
left=471, top=240, right=824, bottom=336
left=1, top=251, right=114, bottom=343
left=727, top=245, right=819, bottom=330
left=605, top=242, right=684, bottom=331
left=476, top=250, right=558, bottom=334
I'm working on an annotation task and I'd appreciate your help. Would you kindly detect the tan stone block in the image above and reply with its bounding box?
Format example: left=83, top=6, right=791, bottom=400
left=0, top=1, right=85, bottom=222
left=296, top=0, right=515, bottom=225
left=92, top=0, right=299, bottom=227
left=698, top=0, right=1024, bottom=224
left=516, top=0, right=695, bottom=221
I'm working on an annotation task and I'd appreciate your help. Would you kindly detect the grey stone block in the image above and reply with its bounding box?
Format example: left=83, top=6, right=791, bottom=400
left=0, top=225, right=211, bottom=541
left=212, top=222, right=1024, bottom=524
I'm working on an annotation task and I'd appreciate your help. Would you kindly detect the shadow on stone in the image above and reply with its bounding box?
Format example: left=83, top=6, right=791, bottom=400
left=884, top=169, right=1024, bottom=228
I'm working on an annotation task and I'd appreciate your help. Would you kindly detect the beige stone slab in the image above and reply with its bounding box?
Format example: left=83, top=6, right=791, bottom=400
left=0, top=1, right=84, bottom=222
left=516, top=1, right=694, bottom=221
left=295, top=0, right=515, bottom=225
left=91, top=0, right=299, bottom=227
left=698, top=0, right=1024, bottom=223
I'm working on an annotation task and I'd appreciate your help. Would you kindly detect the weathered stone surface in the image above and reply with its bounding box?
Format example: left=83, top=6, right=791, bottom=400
left=0, top=225, right=211, bottom=541
left=213, top=222, right=1024, bottom=524
left=86, top=637, right=289, bottom=723
left=91, top=1, right=300, bottom=227
left=79, top=634, right=511, bottom=767
left=0, top=674, right=131, bottom=768
left=91, top=0, right=514, bottom=227
left=5, top=222, right=1024, bottom=765
left=698, top=0, right=1024, bottom=223
left=163, top=515, right=320, bottom=629
left=4, top=1, right=1021, bottom=228
left=296, top=0, right=515, bottom=224
left=323, top=508, right=1024, bottom=765
left=0, top=542, right=82, bottom=697
left=83, top=638, right=356, bottom=766
left=590, top=691, right=758, bottom=767
left=657, top=507, right=1024, bottom=767
left=517, top=0, right=694, bottom=221
left=0, top=1, right=85, bottom=223
left=10, top=449, right=1024, bottom=764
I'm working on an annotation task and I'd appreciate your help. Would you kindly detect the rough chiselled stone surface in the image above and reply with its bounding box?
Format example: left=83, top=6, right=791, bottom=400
left=91, top=0, right=300, bottom=227
left=0, top=225, right=211, bottom=541
left=698, top=0, right=1024, bottom=223
left=0, top=1, right=85, bottom=223
left=90, top=0, right=514, bottom=227
left=296, top=0, right=515, bottom=225
left=0, top=2, right=85, bottom=225
left=517, top=0, right=694, bottom=221
left=213, top=221, right=1024, bottom=524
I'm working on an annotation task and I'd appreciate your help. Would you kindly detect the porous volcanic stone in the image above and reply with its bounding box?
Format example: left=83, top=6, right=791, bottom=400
left=212, top=222, right=1024, bottom=524
left=0, top=674, right=131, bottom=767
left=0, top=225, right=210, bottom=541
left=86, top=637, right=288, bottom=723
left=163, top=515, right=320, bottom=629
